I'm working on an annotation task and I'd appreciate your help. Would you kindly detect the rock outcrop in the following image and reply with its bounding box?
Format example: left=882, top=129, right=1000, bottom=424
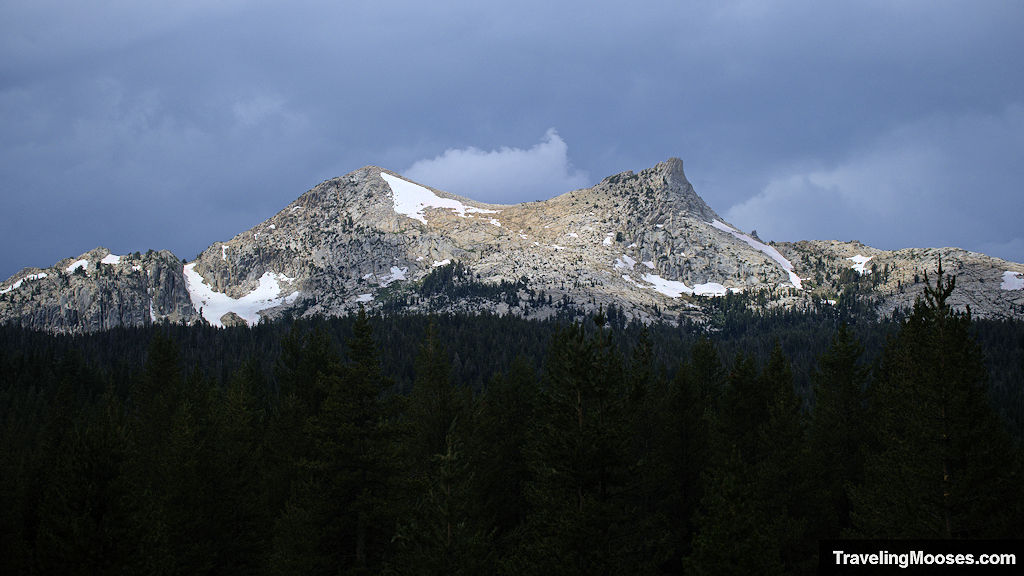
left=3, top=158, right=1023, bottom=333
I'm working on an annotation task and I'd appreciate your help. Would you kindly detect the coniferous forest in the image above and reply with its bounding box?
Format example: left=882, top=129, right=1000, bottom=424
left=2, top=270, right=1023, bottom=574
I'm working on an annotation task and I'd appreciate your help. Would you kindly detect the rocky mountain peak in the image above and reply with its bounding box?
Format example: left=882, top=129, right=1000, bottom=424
left=595, top=157, right=718, bottom=223
left=3, top=157, right=1023, bottom=333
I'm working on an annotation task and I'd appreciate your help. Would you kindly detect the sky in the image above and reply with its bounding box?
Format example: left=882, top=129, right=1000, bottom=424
left=2, top=1, right=1023, bottom=279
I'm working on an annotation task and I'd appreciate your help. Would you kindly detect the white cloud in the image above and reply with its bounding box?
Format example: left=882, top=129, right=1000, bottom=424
left=725, top=105, right=1024, bottom=262
left=403, top=129, right=590, bottom=204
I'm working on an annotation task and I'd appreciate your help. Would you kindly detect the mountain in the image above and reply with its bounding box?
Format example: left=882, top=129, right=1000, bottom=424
left=3, top=158, right=1023, bottom=332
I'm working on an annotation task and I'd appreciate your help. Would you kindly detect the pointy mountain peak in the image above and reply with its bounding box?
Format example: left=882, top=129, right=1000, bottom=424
left=596, top=158, right=719, bottom=222
left=3, top=157, right=1023, bottom=333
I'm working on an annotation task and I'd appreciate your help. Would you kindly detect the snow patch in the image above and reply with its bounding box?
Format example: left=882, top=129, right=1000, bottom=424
left=381, top=172, right=497, bottom=225
left=567, top=232, right=579, bottom=238
left=433, top=259, right=451, bottom=267
left=643, top=273, right=692, bottom=298
left=711, top=220, right=802, bottom=289
left=101, top=254, right=121, bottom=265
left=636, top=272, right=729, bottom=298
left=1, top=272, right=48, bottom=294
left=614, top=254, right=636, bottom=270
left=550, top=244, right=565, bottom=250
left=848, top=255, right=873, bottom=275
left=489, top=218, right=502, bottom=227
left=133, top=265, right=142, bottom=272
left=693, top=282, right=728, bottom=297
left=66, top=259, right=89, bottom=273
left=603, top=234, right=614, bottom=246
left=221, top=245, right=229, bottom=261
left=269, top=224, right=276, bottom=230
left=378, top=266, right=407, bottom=287
left=355, top=293, right=374, bottom=303
left=182, top=263, right=298, bottom=328
left=642, top=260, right=656, bottom=270
left=1001, top=270, right=1024, bottom=291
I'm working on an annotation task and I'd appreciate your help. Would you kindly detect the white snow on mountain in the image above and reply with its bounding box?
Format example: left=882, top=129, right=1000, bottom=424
left=1, top=272, right=48, bottom=294
left=1002, top=270, right=1024, bottom=291
left=182, top=263, right=298, bottom=328
left=381, top=172, right=497, bottom=225
left=848, top=254, right=873, bottom=275
left=101, top=254, right=121, bottom=265
left=67, top=259, right=89, bottom=273
left=710, top=220, right=802, bottom=289
left=614, top=254, right=636, bottom=270
left=378, top=266, right=408, bottom=287
left=693, top=282, right=728, bottom=297
left=642, top=273, right=692, bottom=298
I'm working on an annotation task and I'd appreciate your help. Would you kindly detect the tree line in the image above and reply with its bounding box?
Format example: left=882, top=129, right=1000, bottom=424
left=1, top=268, right=1022, bottom=574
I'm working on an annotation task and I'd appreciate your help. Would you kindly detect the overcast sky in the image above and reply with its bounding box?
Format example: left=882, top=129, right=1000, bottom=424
left=3, top=1, right=1022, bottom=279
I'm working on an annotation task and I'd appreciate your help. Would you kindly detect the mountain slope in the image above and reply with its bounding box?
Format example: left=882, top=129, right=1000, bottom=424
left=3, top=158, right=1023, bottom=332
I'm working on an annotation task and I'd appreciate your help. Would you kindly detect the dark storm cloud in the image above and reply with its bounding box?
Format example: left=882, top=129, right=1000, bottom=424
left=2, top=1, right=1023, bottom=279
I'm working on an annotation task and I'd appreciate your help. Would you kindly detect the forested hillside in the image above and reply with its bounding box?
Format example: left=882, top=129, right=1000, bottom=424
left=1, top=270, right=1022, bottom=574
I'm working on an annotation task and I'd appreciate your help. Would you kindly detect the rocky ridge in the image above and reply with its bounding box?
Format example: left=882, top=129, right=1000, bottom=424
left=3, top=158, right=1023, bottom=332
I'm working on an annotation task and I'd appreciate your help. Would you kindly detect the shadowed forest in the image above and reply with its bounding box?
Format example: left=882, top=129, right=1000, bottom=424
left=2, top=270, right=1023, bottom=575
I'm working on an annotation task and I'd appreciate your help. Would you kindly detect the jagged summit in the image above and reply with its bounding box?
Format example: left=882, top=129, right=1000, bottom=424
left=594, top=158, right=719, bottom=223
left=3, top=158, right=1023, bottom=332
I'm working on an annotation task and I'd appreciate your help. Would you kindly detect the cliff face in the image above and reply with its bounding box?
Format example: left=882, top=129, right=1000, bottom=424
left=3, top=158, right=1023, bottom=333
left=0, top=248, right=196, bottom=332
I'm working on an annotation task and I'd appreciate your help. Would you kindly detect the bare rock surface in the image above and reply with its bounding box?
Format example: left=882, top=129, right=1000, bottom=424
left=3, top=158, right=1022, bottom=332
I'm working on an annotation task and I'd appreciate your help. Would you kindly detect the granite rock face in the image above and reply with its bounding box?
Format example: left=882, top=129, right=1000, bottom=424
left=0, top=248, right=197, bottom=333
left=3, top=158, right=1023, bottom=333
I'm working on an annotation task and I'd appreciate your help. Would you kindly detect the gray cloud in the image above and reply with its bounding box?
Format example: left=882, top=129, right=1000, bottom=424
left=2, top=1, right=1023, bottom=278
left=725, top=105, right=1024, bottom=262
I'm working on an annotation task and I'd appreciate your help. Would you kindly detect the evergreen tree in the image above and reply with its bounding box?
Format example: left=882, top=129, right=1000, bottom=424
left=850, top=266, right=1024, bottom=538
left=469, top=355, right=539, bottom=572
left=388, top=319, right=482, bottom=575
left=524, top=321, right=639, bottom=575
left=689, top=346, right=811, bottom=574
left=206, top=359, right=268, bottom=575
left=807, top=323, right=869, bottom=537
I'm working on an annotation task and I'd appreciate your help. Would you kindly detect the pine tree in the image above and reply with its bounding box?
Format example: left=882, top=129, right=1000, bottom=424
left=850, top=265, right=1023, bottom=538
left=270, top=310, right=398, bottom=575
left=689, top=346, right=811, bottom=574
left=807, top=323, right=869, bottom=537
left=206, top=359, right=268, bottom=575
left=523, top=321, right=639, bottom=575
left=388, top=319, right=483, bottom=575
left=469, top=355, right=539, bottom=571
